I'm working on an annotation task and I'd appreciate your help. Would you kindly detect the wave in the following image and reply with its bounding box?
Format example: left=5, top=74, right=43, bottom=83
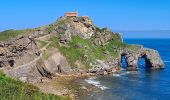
left=113, top=71, right=138, bottom=77
left=85, top=77, right=109, bottom=90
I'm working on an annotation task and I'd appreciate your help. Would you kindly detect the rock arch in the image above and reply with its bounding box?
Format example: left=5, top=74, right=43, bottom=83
left=120, top=53, right=128, bottom=69
left=121, top=54, right=138, bottom=71
left=139, top=54, right=152, bottom=68
left=120, top=47, right=164, bottom=71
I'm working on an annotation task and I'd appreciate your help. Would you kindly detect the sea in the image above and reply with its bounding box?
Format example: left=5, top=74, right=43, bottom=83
left=76, top=38, right=170, bottom=100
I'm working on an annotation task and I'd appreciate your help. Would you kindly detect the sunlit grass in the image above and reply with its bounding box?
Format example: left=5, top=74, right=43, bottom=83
left=0, top=29, right=32, bottom=41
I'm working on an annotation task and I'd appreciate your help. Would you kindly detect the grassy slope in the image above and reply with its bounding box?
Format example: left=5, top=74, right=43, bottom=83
left=0, top=72, right=69, bottom=100
left=0, top=17, right=68, bottom=41
left=47, top=35, right=124, bottom=69
left=0, top=29, right=32, bottom=41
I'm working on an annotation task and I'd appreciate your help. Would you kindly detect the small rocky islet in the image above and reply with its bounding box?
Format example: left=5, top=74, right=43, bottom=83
left=0, top=13, right=164, bottom=99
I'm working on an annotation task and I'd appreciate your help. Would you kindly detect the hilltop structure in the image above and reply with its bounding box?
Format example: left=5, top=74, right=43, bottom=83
left=65, top=12, right=78, bottom=17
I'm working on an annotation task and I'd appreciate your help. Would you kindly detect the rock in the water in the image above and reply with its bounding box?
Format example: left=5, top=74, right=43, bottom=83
left=121, top=45, right=164, bottom=71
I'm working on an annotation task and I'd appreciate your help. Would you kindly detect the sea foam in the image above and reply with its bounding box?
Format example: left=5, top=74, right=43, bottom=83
left=85, top=77, right=109, bottom=90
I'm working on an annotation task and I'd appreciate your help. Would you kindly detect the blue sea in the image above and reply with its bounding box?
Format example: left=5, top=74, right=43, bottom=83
left=78, top=39, right=170, bottom=100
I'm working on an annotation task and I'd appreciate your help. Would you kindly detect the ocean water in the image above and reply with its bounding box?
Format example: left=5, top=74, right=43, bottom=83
left=78, top=39, right=170, bottom=100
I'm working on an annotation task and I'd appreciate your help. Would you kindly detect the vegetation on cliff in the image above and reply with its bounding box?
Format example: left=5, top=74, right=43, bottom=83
left=46, top=33, right=124, bottom=69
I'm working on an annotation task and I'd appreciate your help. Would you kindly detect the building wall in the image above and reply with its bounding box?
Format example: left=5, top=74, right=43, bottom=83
left=65, top=12, right=78, bottom=17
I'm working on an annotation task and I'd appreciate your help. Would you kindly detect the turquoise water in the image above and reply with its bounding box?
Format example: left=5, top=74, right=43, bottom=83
left=79, top=39, right=170, bottom=100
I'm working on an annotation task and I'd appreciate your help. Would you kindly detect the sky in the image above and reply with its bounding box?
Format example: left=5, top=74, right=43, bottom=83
left=0, top=0, right=170, bottom=38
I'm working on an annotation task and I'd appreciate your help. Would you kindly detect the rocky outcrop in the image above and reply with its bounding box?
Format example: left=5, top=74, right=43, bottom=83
left=88, top=58, right=120, bottom=75
left=121, top=45, right=164, bottom=71
left=0, top=15, right=165, bottom=80
left=0, top=36, right=39, bottom=68
left=43, top=48, right=72, bottom=74
left=93, top=29, right=122, bottom=46
left=44, top=17, right=96, bottom=44
left=57, top=17, right=96, bottom=39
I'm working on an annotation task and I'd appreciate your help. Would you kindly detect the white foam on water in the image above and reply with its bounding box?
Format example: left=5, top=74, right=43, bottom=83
left=85, top=77, right=109, bottom=90
left=113, top=71, right=131, bottom=77
left=112, top=74, right=121, bottom=77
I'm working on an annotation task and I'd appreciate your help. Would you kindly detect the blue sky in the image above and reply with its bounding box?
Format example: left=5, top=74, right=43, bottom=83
left=0, top=0, right=170, bottom=38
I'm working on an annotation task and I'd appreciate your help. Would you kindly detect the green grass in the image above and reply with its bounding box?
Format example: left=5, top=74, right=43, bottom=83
left=47, top=35, right=124, bottom=69
left=47, top=36, right=83, bottom=67
left=47, top=36, right=104, bottom=69
left=0, top=29, right=32, bottom=41
left=0, top=72, right=69, bottom=100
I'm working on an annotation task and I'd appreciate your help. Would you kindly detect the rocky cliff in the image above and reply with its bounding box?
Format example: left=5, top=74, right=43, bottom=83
left=0, top=16, right=164, bottom=81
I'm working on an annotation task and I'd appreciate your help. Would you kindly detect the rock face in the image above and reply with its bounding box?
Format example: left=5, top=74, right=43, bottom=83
left=0, top=15, right=165, bottom=80
left=0, top=36, right=39, bottom=68
left=46, top=16, right=96, bottom=44
left=89, top=59, right=113, bottom=73
left=93, top=29, right=122, bottom=46
left=43, top=48, right=72, bottom=74
left=121, top=45, right=164, bottom=71
left=57, top=17, right=96, bottom=39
